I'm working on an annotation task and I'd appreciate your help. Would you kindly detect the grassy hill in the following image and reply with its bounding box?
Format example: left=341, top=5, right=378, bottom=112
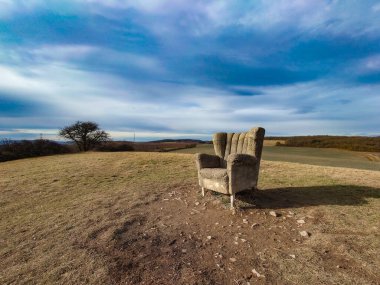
left=1, top=152, right=379, bottom=284
left=171, top=144, right=380, bottom=171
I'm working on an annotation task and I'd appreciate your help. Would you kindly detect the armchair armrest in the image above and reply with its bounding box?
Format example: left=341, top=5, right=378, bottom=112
left=195, top=153, right=221, bottom=169
left=227, top=154, right=257, bottom=167
left=227, top=154, right=258, bottom=194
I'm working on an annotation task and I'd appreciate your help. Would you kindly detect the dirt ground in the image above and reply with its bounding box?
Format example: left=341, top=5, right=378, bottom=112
left=0, top=152, right=379, bottom=284
left=85, top=184, right=380, bottom=285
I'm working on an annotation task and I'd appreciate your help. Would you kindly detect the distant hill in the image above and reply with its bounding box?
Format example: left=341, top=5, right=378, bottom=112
left=268, top=135, right=380, bottom=152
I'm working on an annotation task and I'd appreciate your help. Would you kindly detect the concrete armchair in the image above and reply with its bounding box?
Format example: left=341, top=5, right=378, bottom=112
left=195, top=127, right=265, bottom=208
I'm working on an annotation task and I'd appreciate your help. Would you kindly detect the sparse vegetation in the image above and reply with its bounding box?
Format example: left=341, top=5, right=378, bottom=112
left=0, top=152, right=379, bottom=284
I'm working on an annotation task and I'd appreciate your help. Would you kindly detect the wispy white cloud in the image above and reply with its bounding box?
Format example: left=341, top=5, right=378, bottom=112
left=1, top=58, right=379, bottom=138
left=362, top=54, right=380, bottom=71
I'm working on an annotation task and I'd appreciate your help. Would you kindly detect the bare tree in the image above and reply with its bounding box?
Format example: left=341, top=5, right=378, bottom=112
left=59, top=121, right=110, bottom=151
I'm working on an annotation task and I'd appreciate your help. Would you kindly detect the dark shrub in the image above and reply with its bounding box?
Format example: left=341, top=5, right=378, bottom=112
left=95, top=142, right=134, bottom=152
left=0, top=139, right=71, bottom=162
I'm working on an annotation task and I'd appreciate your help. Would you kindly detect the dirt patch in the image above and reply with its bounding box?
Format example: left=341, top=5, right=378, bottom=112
left=76, top=183, right=380, bottom=284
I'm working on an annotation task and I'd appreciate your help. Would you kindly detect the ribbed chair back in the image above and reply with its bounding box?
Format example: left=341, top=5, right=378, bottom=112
left=212, top=127, right=265, bottom=178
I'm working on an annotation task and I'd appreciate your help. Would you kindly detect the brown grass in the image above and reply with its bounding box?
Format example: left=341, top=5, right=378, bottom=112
left=0, top=152, right=379, bottom=284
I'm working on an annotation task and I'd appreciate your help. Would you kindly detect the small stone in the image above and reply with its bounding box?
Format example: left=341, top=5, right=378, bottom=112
left=243, top=219, right=248, bottom=224
left=289, top=254, right=296, bottom=259
left=299, top=231, right=310, bottom=237
left=269, top=211, right=278, bottom=217
left=252, top=269, right=265, bottom=278
left=251, top=223, right=259, bottom=228
left=215, top=222, right=219, bottom=225
left=195, top=202, right=200, bottom=206
left=229, top=257, right=237, bottom=262
left=181, top=249, right=187, bottom=253
left=288, top=211, right=295, bottom=215
left=240, top=239, right=247, bottom=243
left=207, top=236, right=212, bottom=240
left=234, top=241, right=239, bottom=245
left=297, top=219, right=305, bottom=224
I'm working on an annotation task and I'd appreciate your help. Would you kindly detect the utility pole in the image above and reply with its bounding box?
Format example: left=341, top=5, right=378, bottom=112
left=133, top=132, right=136, bottom=143
left=40, top=133, right=43, bottom=140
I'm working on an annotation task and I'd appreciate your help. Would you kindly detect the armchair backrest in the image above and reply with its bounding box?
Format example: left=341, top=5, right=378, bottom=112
left=212, top=127, right=265, bottom=170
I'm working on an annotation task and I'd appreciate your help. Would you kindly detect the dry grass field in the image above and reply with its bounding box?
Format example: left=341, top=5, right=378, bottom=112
left=1, top=152, right=379, bottom=284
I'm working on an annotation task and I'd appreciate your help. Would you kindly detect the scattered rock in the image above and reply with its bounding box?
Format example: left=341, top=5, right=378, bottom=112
left=289, top=254, right=296, bottom=259
left=297, top=219, right=305, bottom=224
left=243, top=219, right=248, bottom=224
left=252, top=269, right=265, bottom=278
left=195, top=202, right=200, bottom=206
left=229, top=257, right=237, bottom=262
left=269, top=211, right=278, bottom=217
left=299, top=231, right=310, bottom=237
left=181, top=249, right=187, bottom=253
left=288, top=211, right=295, bottom=215
left=207, top=236, right=212, bottom=240
left=251, top=223, right=259, bottom=228
left=241, top=239, right=247, bottom=243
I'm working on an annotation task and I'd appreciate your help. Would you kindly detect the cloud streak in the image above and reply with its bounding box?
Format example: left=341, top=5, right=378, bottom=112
left=0, top=1, right=379, bottom=140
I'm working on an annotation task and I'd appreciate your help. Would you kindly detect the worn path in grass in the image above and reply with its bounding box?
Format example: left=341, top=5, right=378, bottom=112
left=172, top=144, right=380, bottom=171
left=0, top=152, right=379, bottom=284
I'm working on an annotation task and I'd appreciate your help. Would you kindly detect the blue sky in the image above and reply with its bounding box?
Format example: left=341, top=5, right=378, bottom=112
left=0, top=0, right=379, bottom=140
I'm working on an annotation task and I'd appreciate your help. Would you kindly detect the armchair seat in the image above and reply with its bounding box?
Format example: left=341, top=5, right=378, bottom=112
left=195, top=127, right=265, bottom=208
left=199, top=168, right=228, bottom=179
left=199, top=168, right=229, bottom=194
